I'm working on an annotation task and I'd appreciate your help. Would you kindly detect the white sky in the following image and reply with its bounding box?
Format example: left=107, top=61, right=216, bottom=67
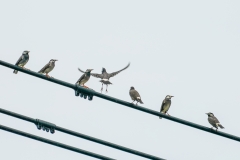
left=0, top=0, right=240, bottom=160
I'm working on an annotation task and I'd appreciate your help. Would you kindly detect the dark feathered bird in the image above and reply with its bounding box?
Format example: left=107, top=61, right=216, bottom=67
left=13, top=50, right=30, bottom=74
left=129, top=86, right=143, bottom=105
left=76, top=69, right=93, bottom=88
left=159, top=95, right=174, bottom=119
left=38, top=59, right=57, bottom=78
left=78, top=63, right=130, bottom=92
left=206, top=112, right=224, bottom=131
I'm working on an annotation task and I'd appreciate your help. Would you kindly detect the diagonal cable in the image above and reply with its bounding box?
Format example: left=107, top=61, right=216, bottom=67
left=0, top=107, right=165, bottom=160
left=0, top=124, right=114, bottom=160
left=0, top=60, right=240, bottom=142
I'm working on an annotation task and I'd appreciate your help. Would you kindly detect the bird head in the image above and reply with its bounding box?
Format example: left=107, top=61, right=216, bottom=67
left=130, top=86, right=135, bottom=90
left=102, top=68, right=106, bottom=73
left=206, top=112, right=214, bottom=117
left=23, top=50, right=30, bottom=55
left=50, top=59, right=58, bottom=63
left=165, top=95, right=174, bottom=99
left=85, top=69, right=93, bottom=73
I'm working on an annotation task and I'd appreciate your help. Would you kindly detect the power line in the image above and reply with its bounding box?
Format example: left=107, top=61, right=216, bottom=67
left=0, top=107, right=165, bottom=160
left=0, top=124, right=114, bottom=160
left=1, top=60, right=240, bottom=142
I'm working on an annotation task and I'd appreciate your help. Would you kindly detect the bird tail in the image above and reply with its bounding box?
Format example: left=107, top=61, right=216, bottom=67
left=218, top=123, right=224, bottom=129
left=100, top=80, right=112, bottom=85
left=139, top=99, right=143, bottom=104
left=13, top=70, right=18, bottom=74
left=159, top=112, right=163, bottom=119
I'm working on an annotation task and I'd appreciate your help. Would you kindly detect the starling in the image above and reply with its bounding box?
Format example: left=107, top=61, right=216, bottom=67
left=159, top=95, right=174, bottom=119
left=38, top=59, right=57, bottom=78
left=206, top=112, right=224, bottom=131
left=78, top=63, right=130, bottom=92
left=13, top=50, right=30, bottom=74
left=129, top=86, right=143, bottom=105
left=76, top=69, right=93, bottom=88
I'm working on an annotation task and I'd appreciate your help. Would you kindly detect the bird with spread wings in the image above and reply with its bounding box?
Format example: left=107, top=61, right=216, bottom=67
left=78, top=63, right=130, bottom=93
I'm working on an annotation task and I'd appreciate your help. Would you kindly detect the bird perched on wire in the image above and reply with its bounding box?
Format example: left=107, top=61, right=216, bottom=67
left=206, top=112, right=224, bottom=131
left=13, top=50, right=30, bottom=74
left=76, top=69, right=93, bottom=88
left=78, top=63, right=130, bottom=92
left=38, top=59, right=57, bottom=78
left=159, top=95, right=174, bottom=119
left=129, top=86, right=143, bottom=105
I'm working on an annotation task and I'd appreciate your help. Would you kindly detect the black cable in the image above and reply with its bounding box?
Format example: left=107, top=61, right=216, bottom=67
left=0, top=60, right=240, bottom=143
left=0, top=108, right=165, bottom=160
left=0, top=124, right=114, bottom=160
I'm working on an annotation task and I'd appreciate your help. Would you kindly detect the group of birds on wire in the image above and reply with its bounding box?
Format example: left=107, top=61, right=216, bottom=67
left=12, top=50, right=225, bottom=131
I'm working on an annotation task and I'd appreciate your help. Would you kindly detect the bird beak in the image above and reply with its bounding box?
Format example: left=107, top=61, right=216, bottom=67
left=171, top=96, right=174, bottom=97
left=90, top=69, right=93, bottom=71
left=55, top=60, right=58, bottom=61
left=205, top=113, right=208, bottom=115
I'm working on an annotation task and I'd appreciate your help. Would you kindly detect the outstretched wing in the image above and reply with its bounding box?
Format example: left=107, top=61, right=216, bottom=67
left=15, top=55, right=23, bottom=65
left=38, top=63, right=49, bottom=73
left=78, top=68, right=85, bottom=73
left=91, top=73, right=104, bottom=79
left=78, top=68, right=103, bottom=79
left=108, top=63, right=130, bottom=78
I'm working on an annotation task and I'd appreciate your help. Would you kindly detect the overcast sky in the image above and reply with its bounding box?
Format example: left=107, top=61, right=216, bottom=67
left=0, top=0, right=240, bottom=160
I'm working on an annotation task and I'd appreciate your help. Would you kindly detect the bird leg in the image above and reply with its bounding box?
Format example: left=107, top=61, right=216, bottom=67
left=106, top=85, right=108, bottom=93
left=23, top=66, right=30, bottom=70
left=136, top=101, right=139, bottom=105
left=131, top=100, right=135, bottom=104
left=101, top=83, right=103, bottom=93
left=46, top=74, right=50, bottom=78
left=83, top=85, right=89, bottom=88
left=167, top=113, right=171, bottom=116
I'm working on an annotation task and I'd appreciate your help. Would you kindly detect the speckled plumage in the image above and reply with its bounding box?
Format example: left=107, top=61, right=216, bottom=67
left=129, top=86, right=143, bottom=105
left=13, top=50, right=30, bottom=74
left=159, top=95, right=174, bottom=119
left=38, top=59, right=57, bottom=77
left=206, top=112, right=224, bottom=130
left=76, top=69, right=93, bottom=88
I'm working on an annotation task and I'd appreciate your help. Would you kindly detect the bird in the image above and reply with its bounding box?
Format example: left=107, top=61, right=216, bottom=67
left=38, top=59, right=57, bottom=78
left=78, top=63, right=130, bottom=92
left=76, top=69, right=93, bottom=88
left=129, top=86, right=143, bottom=105
left=13, top=50, right=30, bottom=74
left=159, top=95, right=174, bottom=119
left=206, top=112, right=224, bottom=131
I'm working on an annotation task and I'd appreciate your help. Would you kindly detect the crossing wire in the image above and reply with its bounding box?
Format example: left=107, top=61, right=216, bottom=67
left=0, top=124, right=114, bottom=160
left=1, top=60, right=240, bottom=143
left=0, top=107, right=165, bottom=160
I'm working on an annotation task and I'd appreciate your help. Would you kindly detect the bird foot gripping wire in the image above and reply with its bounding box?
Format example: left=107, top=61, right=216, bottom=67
left=23, top=67, right=30, bottom=71
left=74, top=84, right=94, bottom=101
left=35, top=119, right=56, bottom=134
